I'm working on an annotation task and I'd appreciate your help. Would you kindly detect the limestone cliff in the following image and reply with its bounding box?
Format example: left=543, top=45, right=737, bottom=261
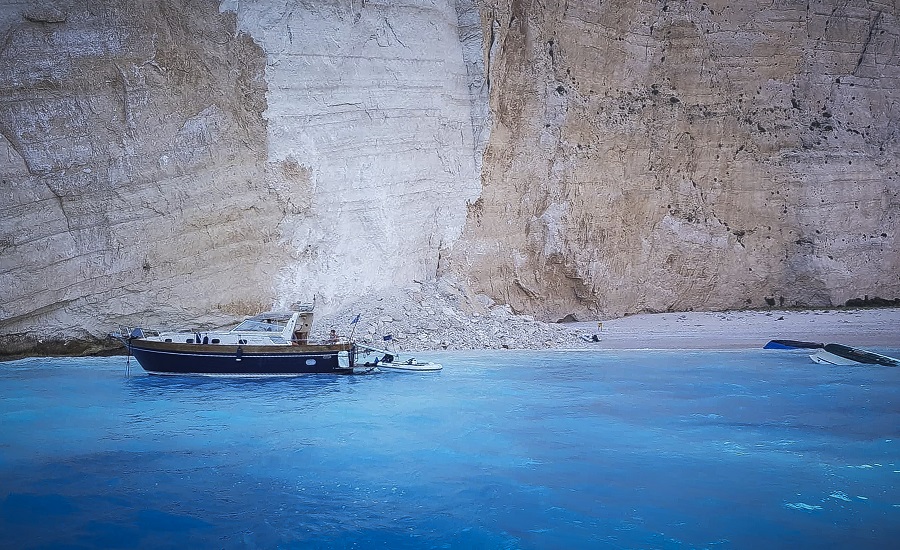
left=444, top=0, right=900, bottom=320
left=221, top=0, right=480, bottom=311
left=1, top=0, right=898, bottom=356
left=0, top=0, right=280, bottom=353
left=0, top=0, right=481, bottom=355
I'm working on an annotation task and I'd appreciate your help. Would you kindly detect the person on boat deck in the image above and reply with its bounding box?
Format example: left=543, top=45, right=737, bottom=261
left=329, top=329, right=338, bottom=343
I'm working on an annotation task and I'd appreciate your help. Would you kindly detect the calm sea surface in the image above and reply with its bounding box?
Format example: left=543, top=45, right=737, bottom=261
left=1, top=349, right=898, bottom=549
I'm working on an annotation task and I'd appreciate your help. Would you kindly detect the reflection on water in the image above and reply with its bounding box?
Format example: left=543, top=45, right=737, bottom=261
left=124, top=370, right=347, bottom=401
left=1, top=350, right=898, bottom=548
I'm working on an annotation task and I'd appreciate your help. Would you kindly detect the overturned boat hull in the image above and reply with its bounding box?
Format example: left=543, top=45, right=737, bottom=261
left=763, top=339, right=824, bottom=350
left=810, top=344, right=899, bottom=367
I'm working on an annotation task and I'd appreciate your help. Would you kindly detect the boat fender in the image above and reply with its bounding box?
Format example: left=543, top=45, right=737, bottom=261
left=236, top=346, right=243, bottom=362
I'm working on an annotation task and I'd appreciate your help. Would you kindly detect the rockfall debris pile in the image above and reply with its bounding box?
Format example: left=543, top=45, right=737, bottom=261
left=314, top=278, right=601, bottom=351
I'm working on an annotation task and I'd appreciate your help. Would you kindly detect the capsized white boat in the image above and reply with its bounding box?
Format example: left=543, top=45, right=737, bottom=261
left=810, top=344, right=899, bottom=366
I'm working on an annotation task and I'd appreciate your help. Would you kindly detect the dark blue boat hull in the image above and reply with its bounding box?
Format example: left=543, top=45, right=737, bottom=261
left=128, top=343, right=354, bottom=375
left=763, top=339, right=824, bottom=350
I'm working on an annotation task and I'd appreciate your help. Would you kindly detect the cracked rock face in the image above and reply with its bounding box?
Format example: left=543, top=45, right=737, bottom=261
left=0, top=0, right=282, bottom=352
left=0, top=0, right=482, bottom=354
left=221, top=0, right=481, bottom=314
left=1, top=0, right=899, bottom=356
left=443, top=0, right=900, bottom=321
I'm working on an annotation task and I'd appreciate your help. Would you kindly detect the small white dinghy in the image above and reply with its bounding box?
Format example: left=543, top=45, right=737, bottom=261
left=356, top=344, right=443, bottom=372
left=376, top=358, right=443, bottom=372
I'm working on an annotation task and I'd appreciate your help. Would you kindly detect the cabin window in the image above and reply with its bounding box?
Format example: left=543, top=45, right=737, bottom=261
left=211, top=339, right=220, bottom=344
left=305, top=359, right=316, bottom=366
left=164, top=338, right=172, bottom=343
left=239, top=339, right=247, bottom=345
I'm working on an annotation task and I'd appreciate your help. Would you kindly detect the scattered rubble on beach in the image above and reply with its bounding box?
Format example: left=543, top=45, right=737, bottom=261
left=316, top=279, right=597, bottom=351
left=316, top=280, right=900, bottom=352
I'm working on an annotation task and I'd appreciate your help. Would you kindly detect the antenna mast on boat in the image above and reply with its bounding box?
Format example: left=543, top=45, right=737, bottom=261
left=349, top=314, right=361, bottom=341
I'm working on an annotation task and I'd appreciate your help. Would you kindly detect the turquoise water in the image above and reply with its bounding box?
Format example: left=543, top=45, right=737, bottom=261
left=1, top=349, right=898, bottom=549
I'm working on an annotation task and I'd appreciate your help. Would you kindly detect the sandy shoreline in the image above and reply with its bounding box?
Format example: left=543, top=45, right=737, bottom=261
left=318, top=281, right=900, bottom=353
left=566, top=308, right=900, bottom=350
left=4, top=307, right=898, bottom=361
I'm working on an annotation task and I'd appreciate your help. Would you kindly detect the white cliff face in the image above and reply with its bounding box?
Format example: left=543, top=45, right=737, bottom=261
left=0, top=0, right=483, bottom=354
left=220, top=0, right=481, bottom=313
left=1, top=0, right=898, bottom=356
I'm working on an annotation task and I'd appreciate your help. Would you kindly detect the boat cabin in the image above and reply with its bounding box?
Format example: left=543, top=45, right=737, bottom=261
left=143, top=308, right=317, bottom=347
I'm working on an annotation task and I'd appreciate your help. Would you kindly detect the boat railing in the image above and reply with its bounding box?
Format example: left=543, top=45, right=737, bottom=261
left=305, top=337, right=351, bottom=346
left=289, top=301, right=315, bottom=313
left=112, top=326, right=161, bottom=340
